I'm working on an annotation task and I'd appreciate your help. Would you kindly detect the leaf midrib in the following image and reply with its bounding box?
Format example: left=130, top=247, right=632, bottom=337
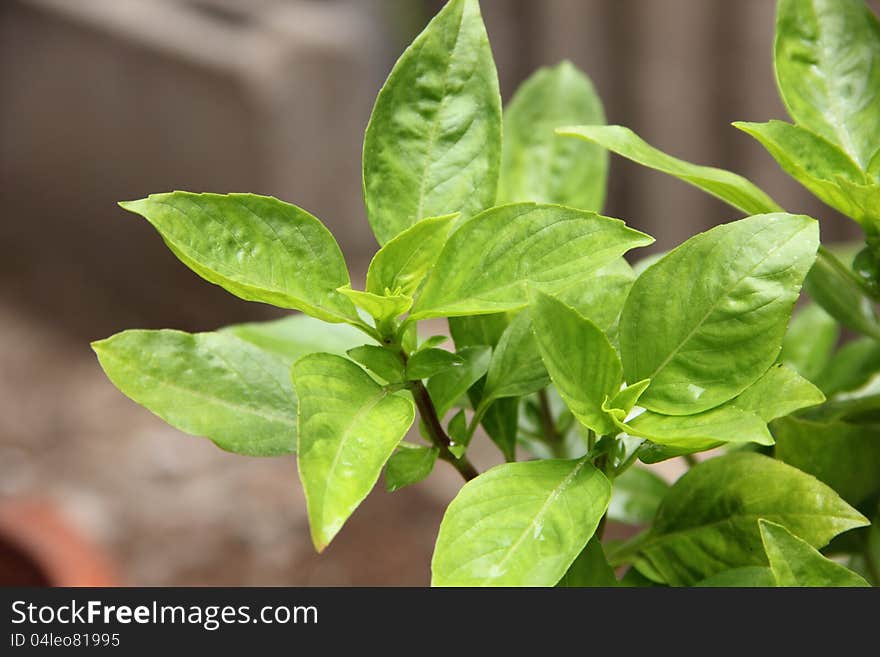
left=98, top=350, right=296, bottom=428
left=316, top=387, right=390, bottom=538
left=644, top=221, right=809, bottom=382
left=488, top=457, right=591, bottom=580
left=414, top=6, right=466, bottom=222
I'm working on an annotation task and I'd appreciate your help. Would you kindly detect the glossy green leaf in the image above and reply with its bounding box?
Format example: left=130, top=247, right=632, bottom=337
left=733, top=120, right=874, bottom=226
left=557, top=125, right=782, bottom=215
left=620, top=213, right=819, bottom=414
left=432, top=457, right=611, bottom=586
left=730, top=363, right=825, bottom=422
left=632, top=453, right=868, bottom=585
left=406, top=348, right=463, bottom=380
left=362, top=0, right=501, bottom=244
left=426, top=345, right=491, bottom=417
left=555, top=258, right=636, bottom=336
left=346, top=345, right=406, bottom=383
left=759, top=520, right=869, bottom=587
left=531, top=292, right=622, bottom=435
left=119, top=193, right=358, bottom=323
left=222, top=314, right=366, bottom=365
left=780, top=304, right=839, bottom=382
left=93, top=329, right=296, bottom=456
left=694, top=567, right=776, bottom=587
left=557, top=538, right=617, bottom=587
left=338, top=287, right=412, bottom=322
left=385, top=444, right=439, bottom=492
left=293, top=353, right=415, bottom=551
left=608, top=467, right=669, bottom=526
left=775, top=0, right=880, bottom=168
left=626, top=406, right=773, bottom=452
left=805, top=248, right=880, bottom=340
left=498, top=61, right=607, bottom=210
left=772, top=415, right=880, bottom=506
left=482, top=311, right=549, bottom=402
left=411, top=203, right=653, bottom=320
left=365, top=214, right=457, bottom=297
left=816, top=336, right=880, bottom=396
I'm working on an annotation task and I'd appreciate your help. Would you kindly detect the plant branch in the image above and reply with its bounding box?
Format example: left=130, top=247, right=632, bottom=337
left=410, top=379, right=479, bottom=482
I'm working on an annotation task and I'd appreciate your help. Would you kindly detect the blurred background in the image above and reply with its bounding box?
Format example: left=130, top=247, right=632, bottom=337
left=0, top=0, right=870, bottom=586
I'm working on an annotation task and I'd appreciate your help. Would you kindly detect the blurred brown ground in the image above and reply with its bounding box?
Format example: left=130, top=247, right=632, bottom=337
left=0, top=0, right=872, bottom=585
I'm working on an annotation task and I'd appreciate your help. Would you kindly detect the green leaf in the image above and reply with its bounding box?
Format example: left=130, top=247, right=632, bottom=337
left=816, top=336, right=880, bottom=395
left=337, top=287, right=412, bottom=322
left=626, top=406, right=773, bottom=453
left=385, top=444, right=439, bottom=492
left=411, top=203, right=653, bottom=320
left=555, top=258, right=636, bottom=337
left=632, top=452, right=868, bottom=585
left=416, top=335, right=450, bottom=352
left=498, top=61, right=607, bottom=211
left=531, top=291, right=622, bottom=435
left=365, top=214, right=457, bottom=297
left=607, top=379, right=651, bottom=417
left=557, top=538, right=617, bottom=587
left=346, top=345, right=406, bottom=383
left=447, top=409, right=468, bottom=458
left=619, top=213, right=819, bottom=415
left=482, top=311, right=549, bottom=402
left=119, top=193, right=358, bottom=323
left=93, top=330, right=296, bottom=456
left=480, top=397, right=519, bottom=462
left=432, top=457, right=611, bottom=586
left=557, top=125, right=782, bottom=215
left=406, top=348, right=463, bottom=380
left=608, top=467, right=669, bottom=526
left=731, top=363, right=825, bottom=422
left=293, top=353, right=415, bottom=551
left=772, top=415, right=880, bottom=506
left=426, top=345, right=491, bottom=417
left=759, top=520, right=869, bottom=587
left=780, top=304, right=839, bottom=382
left=733, top=120, right=873, bottom=226
left=449, top=313, right=509, bottom=350
left=805, top=248, right=880, bottom=340
left=774, top=0, right=880, bottom=168
left=362, top=0, right=501, bottom=244
left=694, top=567, right=776, bottom=587
left=222, top=314, right=366, bottom=365
left=634, top=364, right=824, bottom=461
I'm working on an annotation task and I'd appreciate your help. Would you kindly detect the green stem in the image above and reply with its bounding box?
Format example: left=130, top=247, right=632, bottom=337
left=464, top=400, right=490, bottom=446
left=682, top=453, right=698, bottom=468
left=352, top=319, right=384, bottom=343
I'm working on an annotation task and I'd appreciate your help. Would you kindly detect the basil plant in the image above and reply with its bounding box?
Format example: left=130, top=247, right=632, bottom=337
left=94, top=0, right=877, bottom=587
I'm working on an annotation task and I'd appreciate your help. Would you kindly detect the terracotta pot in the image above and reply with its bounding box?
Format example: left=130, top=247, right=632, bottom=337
left=0, top=499, right=117, bottom=586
